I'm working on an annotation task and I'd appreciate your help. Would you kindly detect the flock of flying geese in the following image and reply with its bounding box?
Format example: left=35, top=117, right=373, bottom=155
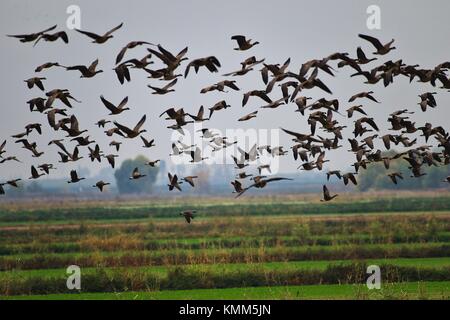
left=2, top=23, right=450, bottom=222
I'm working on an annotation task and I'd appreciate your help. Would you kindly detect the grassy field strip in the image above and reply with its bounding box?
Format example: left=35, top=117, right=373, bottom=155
left=2, top=232, right=450, bottom=255
left=2, top=242, right=448, bottom=260
left=2, top=281, right=449, bottom=300
left=1, top=211, right=450, bottom=228
left=1, top=257, right=448, bottom=280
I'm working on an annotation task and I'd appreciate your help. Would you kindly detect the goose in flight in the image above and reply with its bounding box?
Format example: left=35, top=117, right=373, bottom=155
left=231, top=35, right=259, bottom=51
left=242, top=90, right=272, bottom=107
left=113, top=63, right=132, bottom=84
left=188, top=106, right=209, bottom=122
left=29, top=166, right=45, bottom=179
left=147, top=78, right=177, bottom=94
left=35, top=62, right=63, bottom=73
left=75, top=23, right=123, bottom=43
left=147, top=45, right=188, bottom=71
left=182, top=176, right=198, bottom=187
left=208, top=100, right=230, bottom=119
left=146, top=160, right=160, bottom=167
left=168, top=173, right=183, bottom=191
left=66, top=59, right=103, bottom=78
left=100, top=95, right=130, bottom=115
left=34, top=31, right=69, bottom=46
left=358, top=34, right=396, bottom=55
left=24, top=77, right=46, bottom=91
left=116, top=41, right=154, bottom=65
left=141, top=136, right=155, bottom=148
left=388, top=172, right=403, bottom=185
left=129, top=167, right=146, bottom=180
left=231, top=180, right=245, bottom=194
left=93, top=181, right=110, bottom=192
left=348, top=91, right=379, bottom=103
left=113, top=115, right=147, bottom=138
left=238, top=110, right=258, bottom=122
left=185, top=147, right=207, bottom=163
left=38, top=163, right=56, bottom=175
left=103, top=154, right=119, bottom=169
left=321, top=185, right=338, bottom=201
left=68, top=170, right=85, bottom=183
left=200, top=80, right=239, bottom=93
left=184, top=56, right=221, bottom=78
left=60, top=115, right=87, bottom=137
left=109, top=141, right=122, bottom=152
left=180, top=210, right=196, bottom=223
left=235, top=177, right=293, bottom=198
left=7, top=25, right=57, bottom=43
left=95, top=119, right=111, bottom=128
left=0, top=140, right=6, bottom=158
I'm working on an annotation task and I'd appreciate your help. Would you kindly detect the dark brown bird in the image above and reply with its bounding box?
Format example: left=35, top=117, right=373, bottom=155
left=113, top=63, right=131, bottom=84
left=100, top=95, right=130, bottom=115
left=35, top=62, right=62, bottom=73
left=7, top=25, right=56, bottom=43
left=182, top=176, right=198, bottom=187
left=342, top=173, right=358, bottom=186
left=185, top=56, right=221, bottom=78
left=231, top=180, right=245, bottom=193
left=188, top=106, right=209, bottom=122
left=242, top=90, right=272, bottom=107
left=116, top=41, right=154, bottom=65
left=66, top=59, right=103, bottom=78
left=148, top=79, right=177, bottom=94
left=358, top=34, right=396, bottom=55
left=356, top=47, right=377, bottom=64
left=0, top=140, right=6, bottom=158
left=348, top=91, right=379, bottom=103
left=34, top=31, right=68, bottom=46
left=68, top=170, right=85, bottom=184
left=180, top=210, right=196, bottom=223
left=114, top=115, right=147, bottom=138
left=129, top=167, right=146, bottom=180
left=75, top=23, right=123, bottom=43
left=418, top=92, right=437, bottom=112
left=109, top=141, right=122, bottom=152
left=231, top=35, right=259, bottom=50
left=141, top=136, right=155, bottom=148
left=209, top=100, right=231, bottom=119
left=24, top=77, right=46, bottom=91
left=147, top=45, right=188, bottom=72
left=95, top=119, right=111, bottom=128
left=146, top=160, right=160, bottom=167
left=388, top=172, right=403, bottom=185
left=346, top=105, right=367, bottom=118
left=236, top=177, right=293, bottom=198
left=168, top=173, right=183, bottom=191
left=321, top=185, right=338, bottom=201
left=103, top=154, right=119, bottom=169
left=200, top=80, right=240, bottom=93
left=38, top=163, right=56, bottom=175
left=93, top=181, right=111, bottom=192
left=29, top=165, right=45, bottom=179
left=238, top=110, right=258, bottom=122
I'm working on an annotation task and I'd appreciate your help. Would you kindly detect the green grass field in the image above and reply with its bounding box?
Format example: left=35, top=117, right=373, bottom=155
left=0, top=194, right=449, bottom=299
left=4, top=281, right=449, bottom=300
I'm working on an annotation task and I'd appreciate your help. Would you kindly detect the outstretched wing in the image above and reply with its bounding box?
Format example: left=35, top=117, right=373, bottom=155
left=133, top=115, right=146, bottom=132
left=358, top=34, right=383, bottom=50
left=104, top=22, right=123, bottom=37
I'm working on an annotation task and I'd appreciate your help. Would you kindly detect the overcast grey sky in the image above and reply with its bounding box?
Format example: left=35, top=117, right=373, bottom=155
left=1, top=0, right=449, bottom=181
